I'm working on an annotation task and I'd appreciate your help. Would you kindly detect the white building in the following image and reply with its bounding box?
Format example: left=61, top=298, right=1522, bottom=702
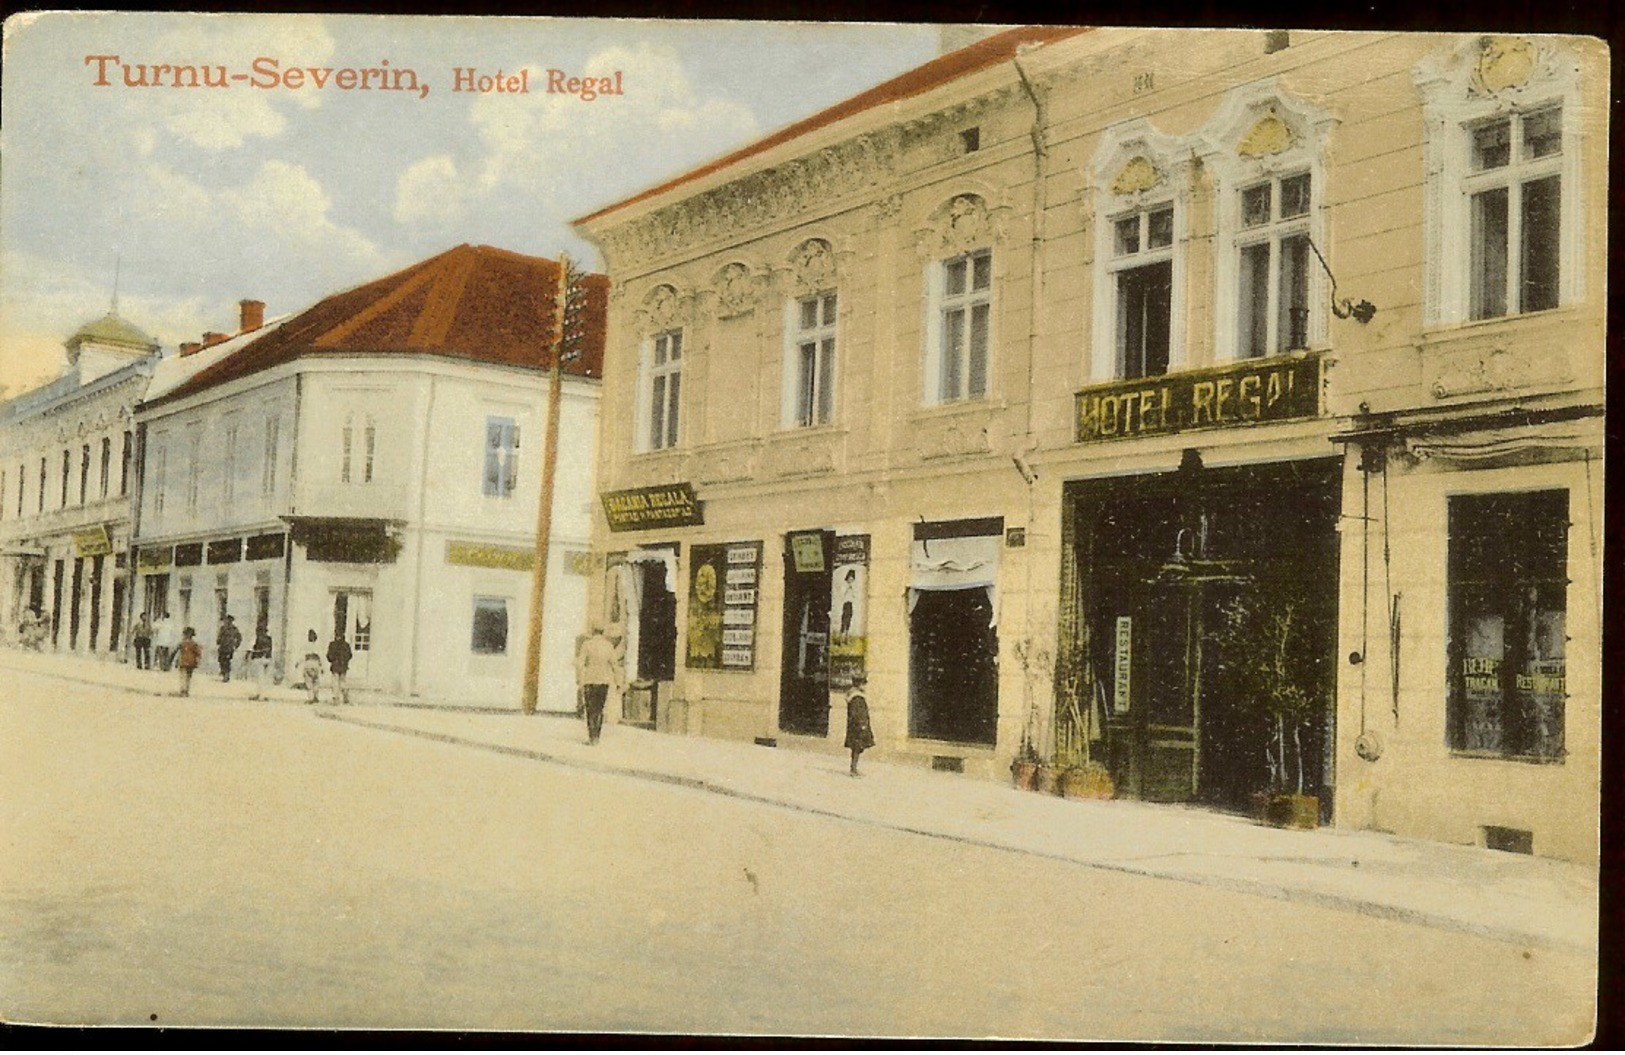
left=0, top=310, right=159, bottom=655
left=132, top=245, right=607, bottom=710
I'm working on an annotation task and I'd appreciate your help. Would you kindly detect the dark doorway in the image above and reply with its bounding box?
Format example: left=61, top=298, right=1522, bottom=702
left=909, top=588, right=999, bottom=745
left=51, top=560, right=64, bottom=646
left=779, top=530, right=834, bottom=736
left=110, top=577, right=126, bottom=653
left=69, top=558, right=84, bottom=649
left=88, top=555, right=104, bottom=650
left=1070, top=457, right=1340, bottom=813
left=637, top=562, right=677, bottom=682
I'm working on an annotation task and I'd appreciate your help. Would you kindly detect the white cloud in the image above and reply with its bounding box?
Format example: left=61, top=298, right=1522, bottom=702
left=219, top=160, right=392, bottom=274
left=135, top=163, right=214, bottom=224
left=393, top=155, right=468, bottom=227
left=466, top=43, right=759, bottom=211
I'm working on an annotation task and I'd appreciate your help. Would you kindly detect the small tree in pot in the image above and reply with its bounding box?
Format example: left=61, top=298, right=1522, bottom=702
left=1212, top=586, right=1328, bottom=828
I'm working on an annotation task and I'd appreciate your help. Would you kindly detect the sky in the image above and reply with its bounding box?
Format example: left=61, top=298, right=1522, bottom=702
left=0, top=12, right=944, bottom=395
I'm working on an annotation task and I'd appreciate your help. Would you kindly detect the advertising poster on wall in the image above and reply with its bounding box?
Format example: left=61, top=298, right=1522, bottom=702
left=828, top=533, right=869, bottom=688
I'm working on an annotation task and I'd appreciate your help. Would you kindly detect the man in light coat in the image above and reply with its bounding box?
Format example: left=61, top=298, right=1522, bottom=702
left=574, top=621, right=625, bottom=745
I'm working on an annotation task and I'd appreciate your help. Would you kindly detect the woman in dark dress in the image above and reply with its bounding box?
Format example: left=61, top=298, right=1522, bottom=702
left=844, top=675, right=875, bottom=776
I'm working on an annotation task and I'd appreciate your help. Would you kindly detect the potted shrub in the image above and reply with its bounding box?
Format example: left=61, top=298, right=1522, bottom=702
left=1060, top=760, right=1114, bottom=799
left=1213, top=588, right=1328, bottom=830
left=1010, top=739, right=1042, bottom=791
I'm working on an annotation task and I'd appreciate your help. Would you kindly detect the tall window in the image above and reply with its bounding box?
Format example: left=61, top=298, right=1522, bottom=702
left=483, top=417, right=520, bottom=496
left=791, top=293, right=837, bottom=427
left=152, top=444, right=167, bottom=516
left=262, top=417, right=279, bottom=497
left=60, top=450, right=70, bottom=508
left=471, top=596, right=509, bottom=654
left=1447, top=490, right=1567, bottom=760
left=185, top=426, right=201, bottom=514
left=645, top=329, right=683, bottom=451
left=934, top=250, right=992, bottom=402
left=1, top=470, right=6, bottom=521
left=222, top=424, right=238, bottom=507
left=78, top=444, right=90, bottom=505
left=341, top=414, right=376, bottom=484
left=99, top=437, right=111, bottom=499
left=1237, top=173, right=1312, bottom=356
left=1467, top=106, right=1562, bottom=320
left=120, top=431, right=132, bottom=496
left=1111, top=206, right=1174, bottom=378
left=38, top=458, right=46, bottom=513
left=16, top=464, right=24, bottom=517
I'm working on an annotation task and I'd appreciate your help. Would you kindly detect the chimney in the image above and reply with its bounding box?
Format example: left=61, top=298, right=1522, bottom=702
left=238, top=299, right=265, bottom=333
left=202, top=331, right=229, bottom=348
left=179, top=341, right=203, bottom=357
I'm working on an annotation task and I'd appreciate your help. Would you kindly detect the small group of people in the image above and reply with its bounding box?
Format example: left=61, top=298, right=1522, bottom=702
left=16, top=606, right=48, bottom=651
left=128, top=611, right=181, bottom=671
left=298, top=628, right=353, bottom=706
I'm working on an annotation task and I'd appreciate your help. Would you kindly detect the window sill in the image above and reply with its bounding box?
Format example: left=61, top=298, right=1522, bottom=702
left=1420, top=303, right=1588, bottom=344
left=1448, top=749, right=1566, bottom=766
left=912, top=397, right=1003, bottom=421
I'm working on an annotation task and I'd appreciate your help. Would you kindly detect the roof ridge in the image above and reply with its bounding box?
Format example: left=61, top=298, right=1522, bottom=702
left=311, top=248, right=467, bottom=349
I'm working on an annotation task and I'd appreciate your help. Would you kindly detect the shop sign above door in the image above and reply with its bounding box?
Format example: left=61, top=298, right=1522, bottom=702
left=601, top=482, right=704, bottom=532
left=1075, top=351, right=1324, bottom=443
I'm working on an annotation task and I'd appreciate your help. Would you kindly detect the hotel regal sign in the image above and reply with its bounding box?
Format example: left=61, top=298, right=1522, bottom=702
left=1075, top=352, right=1325, bottom=443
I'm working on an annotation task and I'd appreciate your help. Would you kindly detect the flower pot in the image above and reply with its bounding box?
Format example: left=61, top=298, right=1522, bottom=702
left=1034, top=764, right=1061, bottom=795
left=1061, top=766, right=1114, bottom=800
left=1264, top=793, right=1320, bottom=830
left=1010, top=758, right=1039, bottom=791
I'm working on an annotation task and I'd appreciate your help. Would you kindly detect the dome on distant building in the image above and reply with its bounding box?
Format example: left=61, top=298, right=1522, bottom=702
left=64, top=311, right=161, bottom=357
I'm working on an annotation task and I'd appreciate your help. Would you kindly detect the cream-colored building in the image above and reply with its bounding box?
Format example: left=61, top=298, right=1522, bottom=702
left=575, top=29, right=1605, bottom=862
left=0, top=310, right=159, bottom=656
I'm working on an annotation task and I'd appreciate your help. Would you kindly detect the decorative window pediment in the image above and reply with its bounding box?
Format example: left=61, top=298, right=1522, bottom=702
left=638, top=282, right=693, bottom=335
left=914, top=191, right=1010, bottom=260
left=711, top=261, right=762, bottom=317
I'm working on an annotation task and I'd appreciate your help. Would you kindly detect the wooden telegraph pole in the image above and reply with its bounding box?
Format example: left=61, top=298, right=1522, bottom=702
left=522, top=253, right=577, bottom=714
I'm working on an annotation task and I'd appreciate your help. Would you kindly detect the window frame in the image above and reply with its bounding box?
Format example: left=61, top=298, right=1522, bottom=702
left=925, top=248, right=994, bottom=405
left=483, top=415, right=521, bottom=497
left=638, top=328, right=685, bottom=452
left=1462, top=106, right=1564, bottom=320
left=470, top=595, right=510, bottom=655
left=783, top=291, right=840, bottom=427
left=1414, top=38, right=1585, bottom=328
left=1445, top=488, right=1569, bottom=762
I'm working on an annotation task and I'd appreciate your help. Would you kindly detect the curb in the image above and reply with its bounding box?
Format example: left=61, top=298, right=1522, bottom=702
left=321, top=710, right=1593, bottom=956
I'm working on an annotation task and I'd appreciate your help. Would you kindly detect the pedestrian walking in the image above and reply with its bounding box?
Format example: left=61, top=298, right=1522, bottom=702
left=19, top=607, right=43, bottom=651
left=574, top=620, right=624, bottom=745
left=326, top=632, right=353, bottom=705
left=153, top=612, right=176, bottom=671
left=248, top=625, right=274, bottom=691
left=216, top=614, right=242, bottom=682
left=299, top=629, right=323, bottom=705
left=131, top=613, right=153, bottom=670
left=844, top=674, right=875, bottom=777
left=176, top=627, right=201, bottom=697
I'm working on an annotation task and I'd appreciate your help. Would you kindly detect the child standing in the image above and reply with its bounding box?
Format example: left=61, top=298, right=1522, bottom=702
left=176, top=628, right=202, bottom=697
left=300, top=630, right=323, bottom=705
left=844, top=675, right=875, bottom=777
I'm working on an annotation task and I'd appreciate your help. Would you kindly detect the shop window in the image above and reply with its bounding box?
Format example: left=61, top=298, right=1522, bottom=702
left=786, top=292, right=838, bottom=427
left=483, top=416, right=520, bottom=496
left=927, top=249, right=992, bottom=402
left=471, top=596, right=509, bottom=655
left=1447, top=490, right=1567, bottom=760
left=642, top=329, right=683, bottom=451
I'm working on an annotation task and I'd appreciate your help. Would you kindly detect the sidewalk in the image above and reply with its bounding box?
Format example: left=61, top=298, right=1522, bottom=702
left=6, top=646, right=1598, bottom=954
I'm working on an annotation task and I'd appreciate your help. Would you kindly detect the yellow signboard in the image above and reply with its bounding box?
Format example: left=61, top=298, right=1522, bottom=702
left=446, top=540, right=535, bottom=572
left=73, top=524, right=113, bottom=557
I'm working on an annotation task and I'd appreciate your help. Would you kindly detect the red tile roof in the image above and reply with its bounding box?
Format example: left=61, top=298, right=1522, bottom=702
left=152, top=244, right=608, bottom=406
left=575, top=24, right=1090, bottom=226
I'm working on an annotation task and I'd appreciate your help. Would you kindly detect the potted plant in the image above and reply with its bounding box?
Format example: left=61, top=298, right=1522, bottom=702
left=1212, top=587, right=1328, bottom=830
left=1010, top=739, right=1041, bottom=791
left=1060, top=759, right=1114, bottom=799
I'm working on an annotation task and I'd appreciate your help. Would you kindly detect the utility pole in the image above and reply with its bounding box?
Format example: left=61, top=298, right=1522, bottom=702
left=523, top=253, right=584, bottom=714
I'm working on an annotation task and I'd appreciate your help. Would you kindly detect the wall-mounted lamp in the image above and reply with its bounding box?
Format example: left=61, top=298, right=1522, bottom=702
left=1305, top=236, right=1376, bottom=324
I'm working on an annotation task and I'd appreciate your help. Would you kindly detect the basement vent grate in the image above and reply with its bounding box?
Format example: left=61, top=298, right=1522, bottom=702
left=754, top=737, right=778, bottom=748
left=1483, top=826, right=1534, bottom=855
left=932, top=756, right=965, bottom=773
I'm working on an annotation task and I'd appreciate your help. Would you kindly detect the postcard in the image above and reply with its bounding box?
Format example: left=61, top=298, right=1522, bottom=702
left=0, top=12, right=1603, bottom=1043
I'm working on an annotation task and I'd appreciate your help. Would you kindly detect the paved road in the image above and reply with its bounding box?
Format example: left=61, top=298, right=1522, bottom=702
left=0, top=670, right=1595, bottom=1042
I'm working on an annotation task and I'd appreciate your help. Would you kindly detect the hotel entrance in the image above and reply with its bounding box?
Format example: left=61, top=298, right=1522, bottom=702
left=1061, top=456, right=1340, bottom=814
